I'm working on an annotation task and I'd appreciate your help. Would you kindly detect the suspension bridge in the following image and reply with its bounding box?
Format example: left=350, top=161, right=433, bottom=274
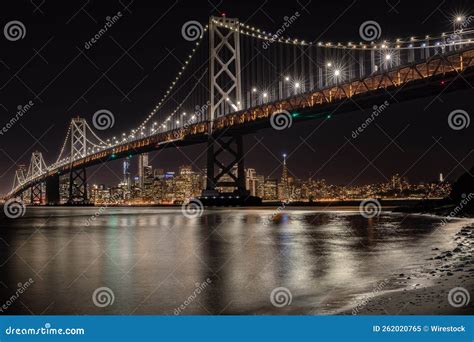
left=4, top=16, right=474, bottom=205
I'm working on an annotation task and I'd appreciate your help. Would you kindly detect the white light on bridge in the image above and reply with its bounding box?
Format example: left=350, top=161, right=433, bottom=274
left=252, top=87, right=257, bottom=93
left=294, top=82, right=300, bottom=88
left=262, top=92, right=268, bottom=98
left=334, top=69, right=341, bottom=76
left=385, top=54, right=392, bottom=60
left=326, top=62, right=332, bottom=67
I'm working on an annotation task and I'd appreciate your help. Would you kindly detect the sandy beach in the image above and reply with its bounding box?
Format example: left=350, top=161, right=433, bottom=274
left=344, top=223, right=474, bottom=315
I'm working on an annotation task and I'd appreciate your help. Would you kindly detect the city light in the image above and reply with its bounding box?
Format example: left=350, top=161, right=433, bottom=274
left=385, top=54, right=392, bottom=60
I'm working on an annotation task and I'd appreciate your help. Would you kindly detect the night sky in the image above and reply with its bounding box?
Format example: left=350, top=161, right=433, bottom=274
left=0, top=0, right=473, bottom=195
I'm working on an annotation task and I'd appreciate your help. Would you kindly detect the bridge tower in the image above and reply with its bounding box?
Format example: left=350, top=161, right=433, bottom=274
left=68, top=117, right=88, bottom=204
left=28, top=151, right=47, bottom=205
left=12, top=164, right=28, bottom=202
left=204, top=16, right=249, bottom=199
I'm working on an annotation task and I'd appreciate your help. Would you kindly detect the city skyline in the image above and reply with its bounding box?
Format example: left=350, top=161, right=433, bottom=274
left=76, top=154, right=451, bottom=205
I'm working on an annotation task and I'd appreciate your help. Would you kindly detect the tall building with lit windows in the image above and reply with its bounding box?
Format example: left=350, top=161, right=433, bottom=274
left=138, top=153, right=149, bottom=189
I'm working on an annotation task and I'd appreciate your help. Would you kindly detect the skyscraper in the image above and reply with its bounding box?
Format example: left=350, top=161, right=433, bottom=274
left=245, top=168, right=257, bottom=196
left=138, top=153, right=149, bottom=189
left=279, top=154, right=290, bottom=200
left=123, top=157, right=131, bottom=190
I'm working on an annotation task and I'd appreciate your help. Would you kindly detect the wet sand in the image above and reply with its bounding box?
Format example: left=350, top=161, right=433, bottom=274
left=343, top=224, right=474, bottom=315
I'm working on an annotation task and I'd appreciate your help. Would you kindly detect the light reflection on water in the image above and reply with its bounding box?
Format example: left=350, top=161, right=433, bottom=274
left=0, top=207, right=467, bottom=315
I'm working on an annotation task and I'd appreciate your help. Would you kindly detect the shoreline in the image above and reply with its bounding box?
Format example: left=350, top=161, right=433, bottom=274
left=340, top=223, right=474, bottom=315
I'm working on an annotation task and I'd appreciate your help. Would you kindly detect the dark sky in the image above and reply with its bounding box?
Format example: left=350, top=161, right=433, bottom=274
left=0, top=0, right=473, bottom=195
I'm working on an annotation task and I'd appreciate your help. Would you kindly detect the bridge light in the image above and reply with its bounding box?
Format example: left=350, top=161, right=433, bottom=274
left=262, top=92, right=268, bottom=98
left=252, top=87, right=257, bottom=93
left=385, top=54, right=392, bottom=60
left=334, top=69, right=341, bottom=76
left=294, top=82, right=300, bottom=88
left=176, top=120, right=179, bottom=124
left=284, top=76, right=290, bottom=81
left=326, top=62, right=332, bottom=67
left=455, top=16, right=464, bottom=22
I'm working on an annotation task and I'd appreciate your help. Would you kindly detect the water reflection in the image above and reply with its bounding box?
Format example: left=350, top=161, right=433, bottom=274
left=0, top=208, right=466, bottom=315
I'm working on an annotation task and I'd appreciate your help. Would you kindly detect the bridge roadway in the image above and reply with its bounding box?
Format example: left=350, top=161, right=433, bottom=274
left=7, top=47, right=474, bottom=200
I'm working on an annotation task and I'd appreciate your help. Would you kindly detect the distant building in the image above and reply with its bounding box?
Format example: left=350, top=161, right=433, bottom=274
left=245, top=168, right=257, bottom=196
left=138, top=153, right=149, bottom=189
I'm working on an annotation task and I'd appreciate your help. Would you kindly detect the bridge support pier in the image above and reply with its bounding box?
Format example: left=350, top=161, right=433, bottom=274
left=68, top=167, right=88, bottom=204
left=46, top=174, right=61, bottom=205
left=30, top=183, right=43, bottom=205
left=203, top=135, right=248, bottom=196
